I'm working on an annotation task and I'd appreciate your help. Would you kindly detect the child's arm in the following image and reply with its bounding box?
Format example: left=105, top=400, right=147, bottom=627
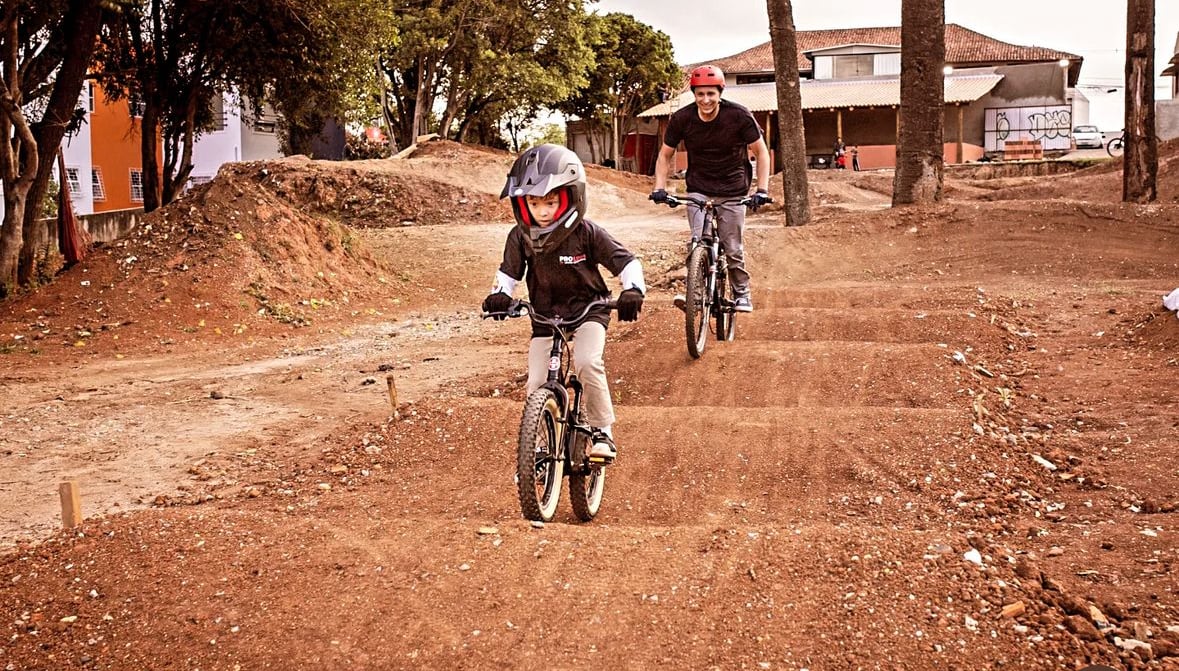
left=490, top=270, right=518, bottom=297
left=619, top=258, right=646, bottom=296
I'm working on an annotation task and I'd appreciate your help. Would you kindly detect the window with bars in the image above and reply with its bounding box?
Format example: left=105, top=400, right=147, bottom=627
left=64, top=167, right=83, bottom=194
left=130, top=169, right=144, bottom=202
left=92, top=168, right=106, bottom=201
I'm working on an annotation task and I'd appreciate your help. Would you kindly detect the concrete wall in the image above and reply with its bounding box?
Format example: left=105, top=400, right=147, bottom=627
left=970, top=63, right=1072, bottom=152
left=39, top=207, right=144, bottom=253
left=1158, top=99, right=1179, bottom=141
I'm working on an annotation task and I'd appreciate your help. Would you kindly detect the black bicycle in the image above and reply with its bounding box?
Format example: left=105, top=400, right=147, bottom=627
left=661, top=194, right=767, bottom=358
left=482, top=298, right=616, bottom=522
left=1106, top=133, right=1124, bottom=158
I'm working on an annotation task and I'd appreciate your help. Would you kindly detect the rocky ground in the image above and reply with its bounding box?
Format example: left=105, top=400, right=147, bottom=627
left=1, top=139, right=1177, bottom=670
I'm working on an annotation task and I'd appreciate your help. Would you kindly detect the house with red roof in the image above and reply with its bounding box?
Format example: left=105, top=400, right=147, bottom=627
left=630, top=23, right=1083, bottom=172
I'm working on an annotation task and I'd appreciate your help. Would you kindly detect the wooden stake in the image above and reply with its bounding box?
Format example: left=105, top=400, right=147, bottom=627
left=59, top=480, right=82, bottom=529
left=386, top=374, right=398, bottom=416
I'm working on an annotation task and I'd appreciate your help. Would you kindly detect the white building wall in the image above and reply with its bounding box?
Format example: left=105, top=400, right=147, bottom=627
left=60, top=116, right=95, bottom=216
left=190, top=91, right=243, bottom=184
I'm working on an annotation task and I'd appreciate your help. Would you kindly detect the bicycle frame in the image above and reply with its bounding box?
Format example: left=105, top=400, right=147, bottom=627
left=488, top=298, right=615, bottom=470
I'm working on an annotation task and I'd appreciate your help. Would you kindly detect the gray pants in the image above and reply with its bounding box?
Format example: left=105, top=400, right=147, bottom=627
left=526, top=321, right=613, bottom=429
left=686, top=192, right=750, bottom=296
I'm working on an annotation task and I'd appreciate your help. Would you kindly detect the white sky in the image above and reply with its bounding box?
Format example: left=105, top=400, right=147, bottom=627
left=590, top=0, right=1179, bottom=131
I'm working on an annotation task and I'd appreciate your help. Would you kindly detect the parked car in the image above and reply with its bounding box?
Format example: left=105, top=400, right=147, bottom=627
left=1072, top=125, right=1103, bottom=149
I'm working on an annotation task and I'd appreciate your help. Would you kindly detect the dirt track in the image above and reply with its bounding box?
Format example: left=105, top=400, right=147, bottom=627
left=2, top=145, right=1178, bottom=670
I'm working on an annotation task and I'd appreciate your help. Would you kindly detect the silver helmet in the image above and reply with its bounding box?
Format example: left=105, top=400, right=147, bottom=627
left=501, top=144, right=587, bottom=253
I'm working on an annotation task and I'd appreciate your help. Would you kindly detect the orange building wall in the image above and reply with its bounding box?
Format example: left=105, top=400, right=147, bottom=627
left=89, top=84, right=161, bottom=213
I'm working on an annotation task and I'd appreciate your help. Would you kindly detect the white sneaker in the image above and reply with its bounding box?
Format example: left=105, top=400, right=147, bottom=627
left=734, top=295, right=753, bottom=313
left=672, top=294, right=686, bottom=311
left=588, top=431, right=616, bottom=461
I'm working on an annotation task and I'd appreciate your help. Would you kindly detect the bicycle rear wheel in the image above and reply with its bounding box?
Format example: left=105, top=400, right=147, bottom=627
left=517, top=389, right=565, bottom=521
left=568, top=431, right=605, bottom=521
left=684, top=245, right=710, bottom=359
left=714, top=261, right=735, bottom=342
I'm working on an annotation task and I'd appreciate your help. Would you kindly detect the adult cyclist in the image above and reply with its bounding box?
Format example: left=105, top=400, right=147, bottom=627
left=650, top=64, right=771, bottom=313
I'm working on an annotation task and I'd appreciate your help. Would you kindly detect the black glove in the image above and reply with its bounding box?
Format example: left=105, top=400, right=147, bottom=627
left=616, top=289, right=644, bottom=322
left=749, top=189, right=772, bottom=212
left=482, top=292, right=512, bottom=320
left=648, top=189, right=669, bottom=204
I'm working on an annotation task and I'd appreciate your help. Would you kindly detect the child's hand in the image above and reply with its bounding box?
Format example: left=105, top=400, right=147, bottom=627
left=617, top=289, right=644, bottom=322
left=482, top=292, right=513, bottom=320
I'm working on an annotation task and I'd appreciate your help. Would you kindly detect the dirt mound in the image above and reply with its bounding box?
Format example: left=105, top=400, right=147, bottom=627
left=255, top=155, right=511, bottom=227
left=0, top=166, right=393, bottom=355
left=1122, top=307, right=1179, bottom=350
left=961, top=137, right=1179, bottom=204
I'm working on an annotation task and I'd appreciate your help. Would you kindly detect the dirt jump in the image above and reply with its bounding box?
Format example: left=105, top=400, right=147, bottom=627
left=1, top=138, right=1177, bottom=670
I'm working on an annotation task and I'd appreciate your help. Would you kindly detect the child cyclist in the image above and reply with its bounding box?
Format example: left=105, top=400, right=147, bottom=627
left=482, top=144, right=646, bottom=462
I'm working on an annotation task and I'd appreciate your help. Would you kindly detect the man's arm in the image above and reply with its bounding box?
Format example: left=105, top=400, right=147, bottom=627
left=750, top=137, right=771, bottom=192
left=653, top=144, right=677, bottom=192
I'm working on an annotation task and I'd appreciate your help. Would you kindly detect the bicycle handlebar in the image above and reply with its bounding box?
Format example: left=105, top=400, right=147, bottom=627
left=661, top=194, right=769, bottom=209
left=481, top=298, right=617, bottom=329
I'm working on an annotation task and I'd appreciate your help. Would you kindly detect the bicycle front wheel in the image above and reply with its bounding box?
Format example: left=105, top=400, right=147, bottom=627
left=517, top=389, right=565, bottom=522
left=568, top=431, right=605, bottom=522
left=684, top=246, right=710, bottom=359
left=1107, top=137, right=1124, bottom=158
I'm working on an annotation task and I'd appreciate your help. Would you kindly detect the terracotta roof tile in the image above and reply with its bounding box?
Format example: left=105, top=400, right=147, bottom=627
left=691, top=24, right=1079, bottom=74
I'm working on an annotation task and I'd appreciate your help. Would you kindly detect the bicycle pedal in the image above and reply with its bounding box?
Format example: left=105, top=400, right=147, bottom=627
left=587, top=455, right=614, bottom=466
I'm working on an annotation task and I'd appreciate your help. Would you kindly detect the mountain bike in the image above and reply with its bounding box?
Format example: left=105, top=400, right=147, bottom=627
left=482, top=298, right=616, bottom=522
left=660, top=194, right=767, bottom=359
left=1107, top=133, right=1124, bottom=157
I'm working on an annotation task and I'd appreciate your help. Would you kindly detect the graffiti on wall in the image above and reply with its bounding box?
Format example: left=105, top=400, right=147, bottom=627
left=984, top=106, right=1072, bottom=151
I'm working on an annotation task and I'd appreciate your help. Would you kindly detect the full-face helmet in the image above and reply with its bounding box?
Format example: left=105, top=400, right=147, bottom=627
left=500, top=144, right=587, bottom=253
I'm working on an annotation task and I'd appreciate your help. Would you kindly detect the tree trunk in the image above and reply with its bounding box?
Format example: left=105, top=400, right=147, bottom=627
left=892, top=0, right=945, bottom=206
left=19, top=0, right=104, bottom=283
left=1124, top=0, right=1157, bottom=203
left=139, top=100, right=163, bottom=212
left=0, top=13, right=38, bottom=293
left=766, top=0, right=811, bottom=226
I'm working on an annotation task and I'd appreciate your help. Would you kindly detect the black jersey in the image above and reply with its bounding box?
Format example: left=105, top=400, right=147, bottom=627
left=499, top=218, right=635, bottom=337
left=663, top=99, right=763, bottom=197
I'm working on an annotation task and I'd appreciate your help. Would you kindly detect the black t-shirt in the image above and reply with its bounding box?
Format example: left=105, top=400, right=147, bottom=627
left=499, top=218, right=635, bottom=337
left=663, top=99, right=763, bottom=197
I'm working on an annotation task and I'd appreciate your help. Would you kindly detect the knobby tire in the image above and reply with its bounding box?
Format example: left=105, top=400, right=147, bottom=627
left=684, top=246, right=710, bottom=359
left=517, top=389, right=565, bottom=521
left=567, top=431, right=605, bottom=521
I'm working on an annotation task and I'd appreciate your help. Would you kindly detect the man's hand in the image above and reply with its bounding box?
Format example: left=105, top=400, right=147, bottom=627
left=482, top=292, right=512, bottom=320
left=648, top=189, right=669, bottom=204
left=749, top=189, right=773, bottom=212
left=616, top=289, right=644, bottom=322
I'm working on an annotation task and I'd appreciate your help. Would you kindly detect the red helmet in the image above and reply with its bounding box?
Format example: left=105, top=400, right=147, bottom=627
left=690, top=65, right=725, bottom=92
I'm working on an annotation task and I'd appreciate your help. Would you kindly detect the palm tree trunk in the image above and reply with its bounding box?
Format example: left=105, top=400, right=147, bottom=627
left=893, top=0, right=945, bottom=205
left=766, top=0, right=811, bottom=226
left=1123, top=0, right=1157, bottom=203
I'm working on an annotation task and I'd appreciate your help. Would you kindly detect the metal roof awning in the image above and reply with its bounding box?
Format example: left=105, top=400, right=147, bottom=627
left=638, top=74, right=1005, bottom=117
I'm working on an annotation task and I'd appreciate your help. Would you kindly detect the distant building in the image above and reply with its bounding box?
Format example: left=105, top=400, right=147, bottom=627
left=56, top=84, right=281, bottom=217
left=1160, top=32, right=1179, bottom=140
left=632, top=23, right=1082, bottom=172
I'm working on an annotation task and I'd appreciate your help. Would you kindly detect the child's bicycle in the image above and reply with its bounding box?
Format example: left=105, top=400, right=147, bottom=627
left=482, top=298, right=617, bottom=522
left=660, top=194, right=769, bottom=358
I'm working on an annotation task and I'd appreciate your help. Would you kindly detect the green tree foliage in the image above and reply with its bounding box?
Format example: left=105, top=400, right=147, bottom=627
left=556, top=12, right=680, bottom=164
left=94, top=0, right=397, bottom=211
left=0, top=0, right=106, bottom=293
left=379, top=0, right=592, bottom=149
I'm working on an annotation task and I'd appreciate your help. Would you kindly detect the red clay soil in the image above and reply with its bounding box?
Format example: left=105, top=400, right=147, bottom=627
left=1, top=142, right=1178, bottom=671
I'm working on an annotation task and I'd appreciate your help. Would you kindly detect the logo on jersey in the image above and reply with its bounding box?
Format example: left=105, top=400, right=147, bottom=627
left=559, top=254, right=587, bottom=265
